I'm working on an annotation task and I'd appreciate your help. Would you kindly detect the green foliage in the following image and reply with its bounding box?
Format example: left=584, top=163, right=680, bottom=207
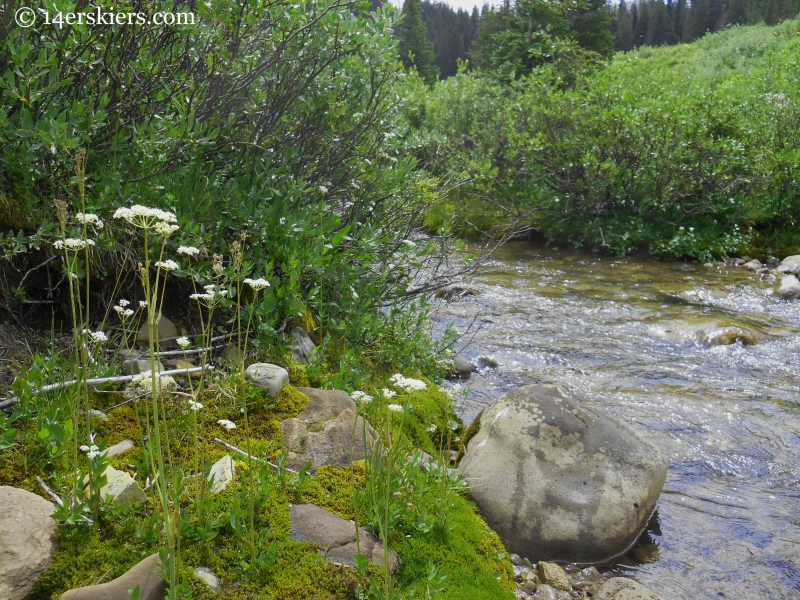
left=410, top=18, right=800, bottom=259
left=397, top=0, right=440, bottom=84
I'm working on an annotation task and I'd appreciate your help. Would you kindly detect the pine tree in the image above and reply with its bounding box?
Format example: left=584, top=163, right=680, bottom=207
left=648, top=0, right=679, bottom=45
left=615, top=1, right=635, bottom=51
left=685, top=0, right=710, bottom=41
left=397, top=0, right=439, bottom=84
left=725, top=0, right=748, bottom=25
left=633, top=0, right=650, bottom=47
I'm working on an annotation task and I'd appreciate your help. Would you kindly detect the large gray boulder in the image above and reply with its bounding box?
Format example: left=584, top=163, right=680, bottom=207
left=0, top=487, right=56, bottom=600
left=290, top=503, right=399, bottom=573
left=594, top=577, right=664, bottom=600
left=776, top=275, right=800, bottom=300
left=777, top=255, right=800, bottom=275
left=459, top=385, right=667, bottom=564
left=281, top=388, right=377, bottom=472
left=62, top=553, right=166, bottom=600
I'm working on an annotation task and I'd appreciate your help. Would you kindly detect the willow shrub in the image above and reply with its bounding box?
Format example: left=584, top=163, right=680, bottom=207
left=411, top=18, right=800, bottom=259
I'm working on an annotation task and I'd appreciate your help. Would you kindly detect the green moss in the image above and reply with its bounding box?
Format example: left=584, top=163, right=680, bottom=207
left=456, top=410, right=483, bottom=463
left=293, top=309, right=320, bottom=345
left=285, top=360, right=311, bottom=387
left=299, top=463, right=366, bottom=520
left=396, top=493, right=516, bottom=600
left=271, top=384, right=310, bottom=417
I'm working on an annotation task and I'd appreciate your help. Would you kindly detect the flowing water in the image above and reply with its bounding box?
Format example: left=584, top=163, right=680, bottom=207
left=434, top=242, right=800, bottom=600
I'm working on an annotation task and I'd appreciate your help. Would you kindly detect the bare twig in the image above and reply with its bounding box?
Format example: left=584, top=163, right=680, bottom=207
left=36, top=476, right=64, bottom=507
left=213, top=437, right=306, bottom=474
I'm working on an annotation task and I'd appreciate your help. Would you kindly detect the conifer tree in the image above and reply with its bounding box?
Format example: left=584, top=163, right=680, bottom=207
left=648, top=0, right=679, bottom=45
left=633, top=0, right=650, bottom=46
left=397, top=0, right=439, bottom=84
left=615, top=1, right=635, bottom=51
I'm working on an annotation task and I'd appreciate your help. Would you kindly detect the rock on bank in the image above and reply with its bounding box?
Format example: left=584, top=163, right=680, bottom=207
left=459, top=384, right=667, bottom=564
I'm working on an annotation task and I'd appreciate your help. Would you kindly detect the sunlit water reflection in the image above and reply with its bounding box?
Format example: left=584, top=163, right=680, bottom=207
left=434, top=242, right=800, bottom=599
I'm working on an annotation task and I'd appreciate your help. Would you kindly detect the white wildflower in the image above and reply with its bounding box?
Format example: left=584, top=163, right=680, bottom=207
left=381, top=388, right=396, bottom=399
left=139, top=300, right=148, bottom=308
left=188, top=399, right=204, bottom=411
left=190, top=293, right=213, bottom=301
left=155, top=259, right=179, bottom=271
left=244, top=277, right=270, bottom=290
left=427, top=424, right=437, bottom=433
left=176, top=336, right=191, bottom=350
left=318, top=185, right=328, bottom=194
left=177, top=246, right=200, bottom=256
left=351, top=391, right=373, bottom=403
left=114, top=305, right=134, bottom=318
left=53, top=238, right=95, bottom=251
left=74, top=213, right=104, bottom=228
left=118, top=299, right=130, bottom=307
left=403, top=239, right=416, bottom=248
left=389, top=374, right=427, bottom=393
left=82, top=329, right=108, bottom=344
left=217, top=419, right=236, bottom=430
left=387, top=404, right=404, bottom=413
left=81, top=444, right=101, bottom=459
left=154, top=222, right=180, bottom=237
left=114, top=205, right=178, bottom=229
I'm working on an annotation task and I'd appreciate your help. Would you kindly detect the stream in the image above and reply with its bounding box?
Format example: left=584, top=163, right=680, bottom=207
left=434, top=242, right=800, bottom=600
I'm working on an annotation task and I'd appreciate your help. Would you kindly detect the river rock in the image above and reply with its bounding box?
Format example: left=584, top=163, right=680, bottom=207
left=92, top=466, right=147, bottom=504
left=776, top=275, right=800, bottom=300
left=744, top=259, right=762, bottom=271
left=194, top=567, right=220, bottom=593
left=777, top=255, right=800, bottom=275
left=446, top=355, right=473, bottom=381
left=62, top=553, right=166, bottom=600
left=531, top=584, right=559, bottom=600
left=136, top=316, right=178, bottom=349
left=122, top=359, right=165, bottom=376
left=290, top=503, right=399, bottom=573
left=459, top=384, right=667, bottom=563
left=766, top=256, right=780, bottom=266
left=208, top=455, right=235, bottom=494
left=281, top=388, right=377, bottom=472
left=594, top=577, right=664, bottom=600
left=245, top=363, right=289, bottom=397
left=292, top=326, right=316, bottom=363
left=538, top=562, right=571, bottom=591
left=571, top=566, right=604, bottom=588
left=700, top=327, right=758, bottom=346
left=102, top=439, right=135, bottom=458
left=0, top=487, right=56, bottom=600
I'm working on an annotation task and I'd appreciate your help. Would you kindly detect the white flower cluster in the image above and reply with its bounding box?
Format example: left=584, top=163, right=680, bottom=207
left=381, top=388, right=396, bottom=399
left=53, top=238, right=95, bottom=251
left=389, top=374, right=427, bottom=393
left=113, top=299, right=134, bottom=319
left=75, top=213, right=104, bottom=228
left=80, top=444, right=101, bottom=459
left=244, top=277, right=270, bottom=290
left=188, top=399, right=204, bottom=411
left=217, top=419, right=236, bottom=430
left=351, top=391, right=373, bottom=403
left=190, top=284, right=228, bottom=304
left=387, top=404, right=404, bottom=413
left=82, top=329, right=108, bottom=343
left=155, top=259, right=179, bottom=271
left=177, top=246, right=200, bottom=257
left=176, top=336, right=191, bottom=350
left=114, top=205, right=178, bottom=236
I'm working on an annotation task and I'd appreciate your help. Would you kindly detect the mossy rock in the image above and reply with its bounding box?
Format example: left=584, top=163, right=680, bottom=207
left=456, top=409, right=483, bottom=464
left=0, top=192, right=29, bottom=229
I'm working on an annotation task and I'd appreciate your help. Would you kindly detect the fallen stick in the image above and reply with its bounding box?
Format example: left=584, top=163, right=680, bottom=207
left=213, top=437, right=304, bottom=474
left=0, top=365, right=214, bottom=410
left=36, top=476, right=64, bottom=507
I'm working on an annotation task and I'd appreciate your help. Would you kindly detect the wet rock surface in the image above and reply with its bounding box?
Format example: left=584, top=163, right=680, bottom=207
left=459, top=384, right=667, bottom=564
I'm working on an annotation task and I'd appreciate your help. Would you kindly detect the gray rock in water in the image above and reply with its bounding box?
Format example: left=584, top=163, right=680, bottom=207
left=102, top=439, right=135, bottom=458
left=744, top=259, right=762, bottom=271
left=62, top=553, right=165, bottom=600
left=122, top=359, right=165, bottom=376
left=0, top=487, right=56, bottom=600
left=571, top=566, right=604, bottom=588
left=478, top=355, right=500, bottom=368
left=459, top=384, right=667, bottom=564
left=281, top=388, right=377, bottom=472
left=194, top=567, right=220, bottom=593
left=776, top=275, right=800, bottom=300
left=446, top=354, right=473, bottom=381
left=290, top=503, right=399, bottom=573
left=531, top=584, right=559, bottom=600
left=136, top=316, right=178, bottom=349
left=700, top=327, right=758, bottom=347
left=538, top=562, right=571, bottom=591
left=208, top=455, right=235, bottom=494
left=766, top=256, right=780, bottom=266
left=292, top=326, right=316, bottom=363
left=594, top=577, right=664, bottom=600
left=756, top=267, right=770, bottom=275
left=777, top=255, right=800, bottom=275
left=245, top=363, right=289, bottom=397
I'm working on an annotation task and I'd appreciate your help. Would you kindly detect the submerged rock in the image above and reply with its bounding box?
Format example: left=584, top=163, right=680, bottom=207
left=290, top=503, right=399, bottom=573
left=744, top=259, right=762, bottom=271
left=292, top=326, right=316, bottom=364
left=594, top=577, right=664, bottom=600
left=281, top=388, right=377, bottom=472
left=62, top=553, right=165, bottom=600
left=0, top=487, right=56, bottom=600
left=446, top=355, right=473, bottom=381
left=459, top=384, right=667, bottom=563
left=776, top=275, right=800, bottom=300
left=245, top=363, right=289, bottom=397
left=700, top=327, right=758, bottom=346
